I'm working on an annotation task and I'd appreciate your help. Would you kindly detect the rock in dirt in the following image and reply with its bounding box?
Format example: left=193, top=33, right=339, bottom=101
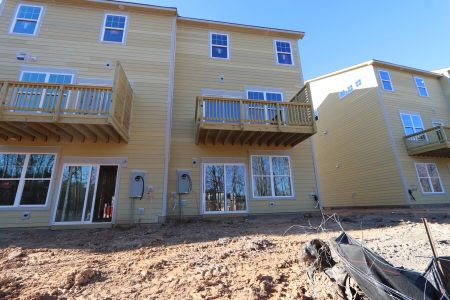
left=6, top=248, right=25, bottom=261
left=243, top=239, right=275, bottom=251
left=63, top=268, right=101, bottom=288
left=30, top=291, right=60, bottom=300
left=0, top=277, right=22, bottom=299
left=75, top=268, right=100, bottom=286
left=252, top=274, right=275, bottom=299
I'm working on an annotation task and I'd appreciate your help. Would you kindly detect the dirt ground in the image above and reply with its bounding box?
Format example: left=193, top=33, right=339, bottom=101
left=1, top=210, right=449, bottom=300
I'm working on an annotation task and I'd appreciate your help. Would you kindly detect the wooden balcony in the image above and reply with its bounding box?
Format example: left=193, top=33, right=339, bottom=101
left=195, top=85, right=316, bottom=147
left=404, top=126, right=450, bottom=157
left=0, top=62, right=133, bottom=143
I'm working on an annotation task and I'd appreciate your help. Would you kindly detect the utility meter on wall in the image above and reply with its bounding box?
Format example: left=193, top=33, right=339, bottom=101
left=176, top=170, right=192, bottom=194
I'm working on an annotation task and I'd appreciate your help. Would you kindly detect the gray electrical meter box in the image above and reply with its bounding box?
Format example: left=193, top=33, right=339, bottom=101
left=130, top=170, right=148, bottom=198
left=176, top=170, right=192, bottom=194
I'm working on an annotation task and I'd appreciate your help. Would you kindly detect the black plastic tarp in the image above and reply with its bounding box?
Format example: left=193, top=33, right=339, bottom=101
left=332, top=232, right=450, bottom=300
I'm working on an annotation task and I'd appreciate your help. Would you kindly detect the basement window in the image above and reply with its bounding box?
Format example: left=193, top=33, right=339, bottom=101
left=10, top=4, right=43, bottom=36
left=0, top=153, right=56, bottom=208
left=101, top=14, right=128, bottom=44
left=251, top=155, right=293, bottom=198
left=275, top=41, right=293, bottom=65
left=415, top=163, right=444, bottom=194
left=378, top=70, right=394, bottom=91
left=210, top=33, right=229, bottom=59
left=414, top=77, right=429, bottom=97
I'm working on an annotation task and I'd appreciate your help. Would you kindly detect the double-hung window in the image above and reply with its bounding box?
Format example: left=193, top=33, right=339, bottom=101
left=101, top=14, right=128, bottom=44
left=378, top=70, right=394, bottom=91
left=251, top=155, right=293, bottom=198
left=10, top=4, right=43, bottom=35
left=0, top=153, right=56, bottom=207
left=275, top=41, right=293, bottom=65
left=414, top=77, right=429, bottom=97
left=415, top=163, right=444, bottom=194
left=400, top=113, right=425, bottom=140
left=210, top=33, right=229, bottom=59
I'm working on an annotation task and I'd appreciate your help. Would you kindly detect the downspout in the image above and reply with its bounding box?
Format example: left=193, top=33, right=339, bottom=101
left=161, top=16, right=177, bottom=220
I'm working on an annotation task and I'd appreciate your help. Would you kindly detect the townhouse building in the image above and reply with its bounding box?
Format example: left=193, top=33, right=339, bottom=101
left=309, top=60, right=450, bottom=207
left=0, top=0, right=318, bottom=228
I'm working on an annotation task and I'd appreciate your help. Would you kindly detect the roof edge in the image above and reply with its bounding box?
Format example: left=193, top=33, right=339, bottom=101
left=85, top=0, right=177, bottom=13
left=177, top=16, right=305, bottom=39
left=307, top=59, right=442, bottom=83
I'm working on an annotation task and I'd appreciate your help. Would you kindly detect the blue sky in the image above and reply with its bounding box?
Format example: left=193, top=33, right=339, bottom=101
left=132, top=1, right=445, bottom=79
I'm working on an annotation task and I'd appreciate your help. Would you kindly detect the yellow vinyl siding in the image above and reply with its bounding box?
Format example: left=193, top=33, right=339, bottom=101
left=168, top=22, right=317, bottom=217
left=0, top=0, right=174, bottom=227
left=311, top=66, right=405, bottom=207
left=377, top=67, right=450, bottom=204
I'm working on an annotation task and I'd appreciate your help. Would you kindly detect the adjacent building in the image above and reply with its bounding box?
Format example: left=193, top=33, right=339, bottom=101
left=309, top=60, right=450, bottom=208
left=0, top=0, right=318, bottom=228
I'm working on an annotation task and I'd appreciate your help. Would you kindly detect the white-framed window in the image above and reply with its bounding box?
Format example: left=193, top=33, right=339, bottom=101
left=250, top=155, right=293, bottom=198
left=101, top=13, right=128, bottom=44
left=378, top=70, right=394, bottom=91
left=400, top=113, right=424, bottom=136
left=10, top=4, right=44, bottom=36
left=414, top=77, right=429, bottom=97
left=203, top=163, right=247, bottom=213
left=210, top=33, right=229, bottom=59
left=275, top=40, right=293, bottom=65
left=415, top=163, right=444, bottom=194
left=0, top=153, right=56, bottom=207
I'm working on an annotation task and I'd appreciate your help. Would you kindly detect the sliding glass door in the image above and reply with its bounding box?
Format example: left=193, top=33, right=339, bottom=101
left=203, top=163, right=247, bottom=213
left=54, top=164, right=117, bottom=224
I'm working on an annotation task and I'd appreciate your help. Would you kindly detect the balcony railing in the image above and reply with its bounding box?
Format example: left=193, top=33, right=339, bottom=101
left=0, top=62, right=133, bottom=143
left=404, top=126, right=450, bottom=157
left=195, top=88, right=316, bottom=147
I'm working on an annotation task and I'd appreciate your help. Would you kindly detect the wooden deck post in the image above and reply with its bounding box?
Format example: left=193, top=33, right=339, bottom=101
left=239, top=99, right=245, bottom=128
left=0, top=82, right=9, bottom=110
left=276, top=103, right=282, bottom=129
left=53, top=84, right=65, bottom=121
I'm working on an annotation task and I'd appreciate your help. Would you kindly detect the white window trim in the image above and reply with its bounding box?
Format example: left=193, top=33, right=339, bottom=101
left=413, top=76, right=429, bottom=97
left=201, top=162, right=248, bottom=215
left=400, top=112, right=425, bottom=136
left=0, top=152, right=58, bottom=210
left=246, top=90, right=284, bottom=102
left=9, top=3, right=45, bottom=36
left=50, top=157, right=123, bottom=226
left=250, top=155, right=294, bottom=200
left=100, top=13, right=128, bottom=45
left=378, top=70, right=394, bottom=92
left=414, top=162, right=445, bottom=195
left=274, top=40, right=294, bottom=66
left=0, top=0, right=6, bottom=16
left=209, top=32, right=230, bottom=60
